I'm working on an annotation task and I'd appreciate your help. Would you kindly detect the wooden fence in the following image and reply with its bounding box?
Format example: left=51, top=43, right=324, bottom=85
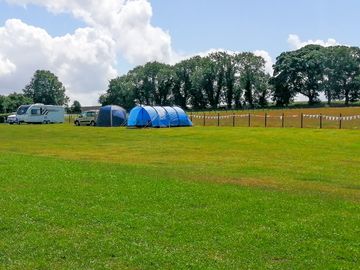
left=189, top=113, right=360, bottom=129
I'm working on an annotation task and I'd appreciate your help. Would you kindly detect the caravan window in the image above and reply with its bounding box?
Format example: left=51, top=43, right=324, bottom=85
left=31, top=109, right=40, bottom=115
left=17, top=105, right=30, bottom=115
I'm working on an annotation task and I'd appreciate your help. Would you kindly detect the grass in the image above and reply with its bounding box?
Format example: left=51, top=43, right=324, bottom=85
left=0, top=124, right=359, bottom=269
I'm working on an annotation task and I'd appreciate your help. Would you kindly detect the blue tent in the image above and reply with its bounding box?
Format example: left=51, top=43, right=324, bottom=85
left=127, top=106, right=192, bottom=128
left=96, top=105, right=127, bottom=127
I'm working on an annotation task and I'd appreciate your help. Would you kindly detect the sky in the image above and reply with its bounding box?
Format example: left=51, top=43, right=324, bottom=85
left=0, top=0, right=360, bottom=105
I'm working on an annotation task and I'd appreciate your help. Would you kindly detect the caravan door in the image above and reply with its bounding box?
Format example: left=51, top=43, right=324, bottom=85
left=28, top=105, right=47, bottom=123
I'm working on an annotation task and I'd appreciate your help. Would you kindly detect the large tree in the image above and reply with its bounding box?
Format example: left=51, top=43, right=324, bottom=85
left=70, top=100, right=82, bottom=114
left=172, top=56, right=200, bottom=108
left=236, top=52, right=269, bottom=108
left=272, top=45, right=325, bottom=105
left=99, top=75, right=135, bottom=110
left=209, top=52, right=237, bottom=109
left=23, top=70, right=69, bottom=105
left=324, top=46, right=360, bottom=105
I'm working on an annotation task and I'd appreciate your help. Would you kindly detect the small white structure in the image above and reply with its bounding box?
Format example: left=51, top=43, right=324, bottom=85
left=16, top=104, right=64, bottom=124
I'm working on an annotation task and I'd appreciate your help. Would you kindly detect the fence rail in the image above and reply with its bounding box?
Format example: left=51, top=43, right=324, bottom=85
left=189, top=113, right=360, bottom=129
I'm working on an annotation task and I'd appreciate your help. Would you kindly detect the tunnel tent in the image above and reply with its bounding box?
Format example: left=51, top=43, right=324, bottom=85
left=96, top=105, right=127, bottom=127
left=127, top=105, right=192, bottom=128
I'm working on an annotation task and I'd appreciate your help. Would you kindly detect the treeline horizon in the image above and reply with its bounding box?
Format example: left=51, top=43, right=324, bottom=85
left=1, top=44, right=360, bottom=114
left=100, top=44, right=360, bottom=110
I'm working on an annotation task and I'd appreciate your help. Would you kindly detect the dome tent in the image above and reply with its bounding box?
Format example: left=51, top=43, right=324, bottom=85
left=96, top=105, right=127, bottom=127
left=127, top=106, right=192, bottom=128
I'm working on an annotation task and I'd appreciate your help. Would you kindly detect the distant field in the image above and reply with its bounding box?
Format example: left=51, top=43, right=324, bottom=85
left=0, top=124, right=359, bottom=269
left=190, top=106, right=360, bottom=129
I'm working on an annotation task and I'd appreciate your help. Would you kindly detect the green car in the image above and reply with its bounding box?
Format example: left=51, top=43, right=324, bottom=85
left=74, top=110, right=98, bottom=126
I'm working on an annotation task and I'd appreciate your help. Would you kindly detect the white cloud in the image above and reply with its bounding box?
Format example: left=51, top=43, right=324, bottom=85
left=5, top=0, right=174, bottom=65
left=0, top=19, right=117, bottom=103
left=288, top=34, right=339, bottom=50
left=253, top=50, right=273, bottom=75
left=1, top=0, right=174, bottom=104
left=0, top=54, right=16, bottom=77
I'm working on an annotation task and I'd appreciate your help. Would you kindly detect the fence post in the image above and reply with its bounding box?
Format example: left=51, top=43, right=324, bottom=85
left=320, top=114, right=323, bottom=129
left=232, top=113, right=235, bottom=127
left=265, top=113, right=267, bottom=128
left=217, top=113, right=220, bottom=127
left=248, top=113, right=251, bottom=127
left=190, top=114, right=193, bottom=122
left=339, top=113, right=342, bottom=129
left=203, top=113, right=206, bottom=126
left=301, top=113, right=303, bottom=128
left=282, top=113, right=285, bottom=128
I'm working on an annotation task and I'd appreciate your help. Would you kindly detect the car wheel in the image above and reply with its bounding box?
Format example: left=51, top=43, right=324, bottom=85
left=90, top=121, right=95, bottom=126
left=75, top=121, right=80, bottom=126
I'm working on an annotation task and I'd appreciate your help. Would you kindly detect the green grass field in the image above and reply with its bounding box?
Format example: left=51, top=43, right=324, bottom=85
left=0, top=124, right=359, bottom=269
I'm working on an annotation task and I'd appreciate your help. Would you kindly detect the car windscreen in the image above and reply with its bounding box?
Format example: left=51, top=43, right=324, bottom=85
left=17, top=105, right=31, bottom=115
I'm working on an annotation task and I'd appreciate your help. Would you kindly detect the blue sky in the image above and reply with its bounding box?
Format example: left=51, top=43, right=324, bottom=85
left=0, top=0, right=359, bottom=104
left=150, top=0, right=360, bottom=57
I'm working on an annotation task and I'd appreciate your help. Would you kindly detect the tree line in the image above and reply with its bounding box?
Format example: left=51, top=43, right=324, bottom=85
left=101, top=45, right=360, bottom=110
left=1, top=45, right=360, bottom=114
left=100, top=52, right=270, bottom=110
left=0, top=70, right=81, bottom=114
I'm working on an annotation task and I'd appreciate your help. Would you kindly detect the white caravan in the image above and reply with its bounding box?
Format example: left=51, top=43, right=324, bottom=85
left=16, top=104, right=65, bottom=124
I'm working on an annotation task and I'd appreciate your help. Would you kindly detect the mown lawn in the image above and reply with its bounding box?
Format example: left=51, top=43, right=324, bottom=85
left=0, top=125, right=359, bottom=269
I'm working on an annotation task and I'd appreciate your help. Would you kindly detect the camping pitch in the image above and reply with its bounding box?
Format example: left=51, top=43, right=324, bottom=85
left=127, top=106, right=192, bottom=128
left=96, top=105, right=127, bottom=127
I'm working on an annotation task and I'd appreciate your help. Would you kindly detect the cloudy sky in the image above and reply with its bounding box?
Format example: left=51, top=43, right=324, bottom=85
left=0, top=0, right=359, bottom=105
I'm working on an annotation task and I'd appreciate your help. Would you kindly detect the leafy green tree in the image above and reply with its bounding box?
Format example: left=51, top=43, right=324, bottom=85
left=189, top=65, right=209, bottom=109
left=350, top=75, right=360, bottom=102
left=172, top=57, right=200, bottom=108
left=272, top=45, right=325, bottom=105
left=127, top=66, right=147, bottom=105
left=209, top=52, right=237, bottom=109
left=70, top=100, right=82, bottom=114
left=236, top=53, right=268, bottom=108
left=23, top=70, right=69, bottom=105
left=324, top=46, right=360, bottom=105
left=99, top=75, right=135, bottom=110
left=128, top=62, right=172, bottom=106
left=0, top=92, right=33, bottom=113
left=0, top=95, right=5, bottom=113
left=200, top=57, right=218, bottom=109
left=270, top=77, right=295, bottom=107
left=156, top=66, right=175, bottom=105
left=254, top=74, right=271, bottom=108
